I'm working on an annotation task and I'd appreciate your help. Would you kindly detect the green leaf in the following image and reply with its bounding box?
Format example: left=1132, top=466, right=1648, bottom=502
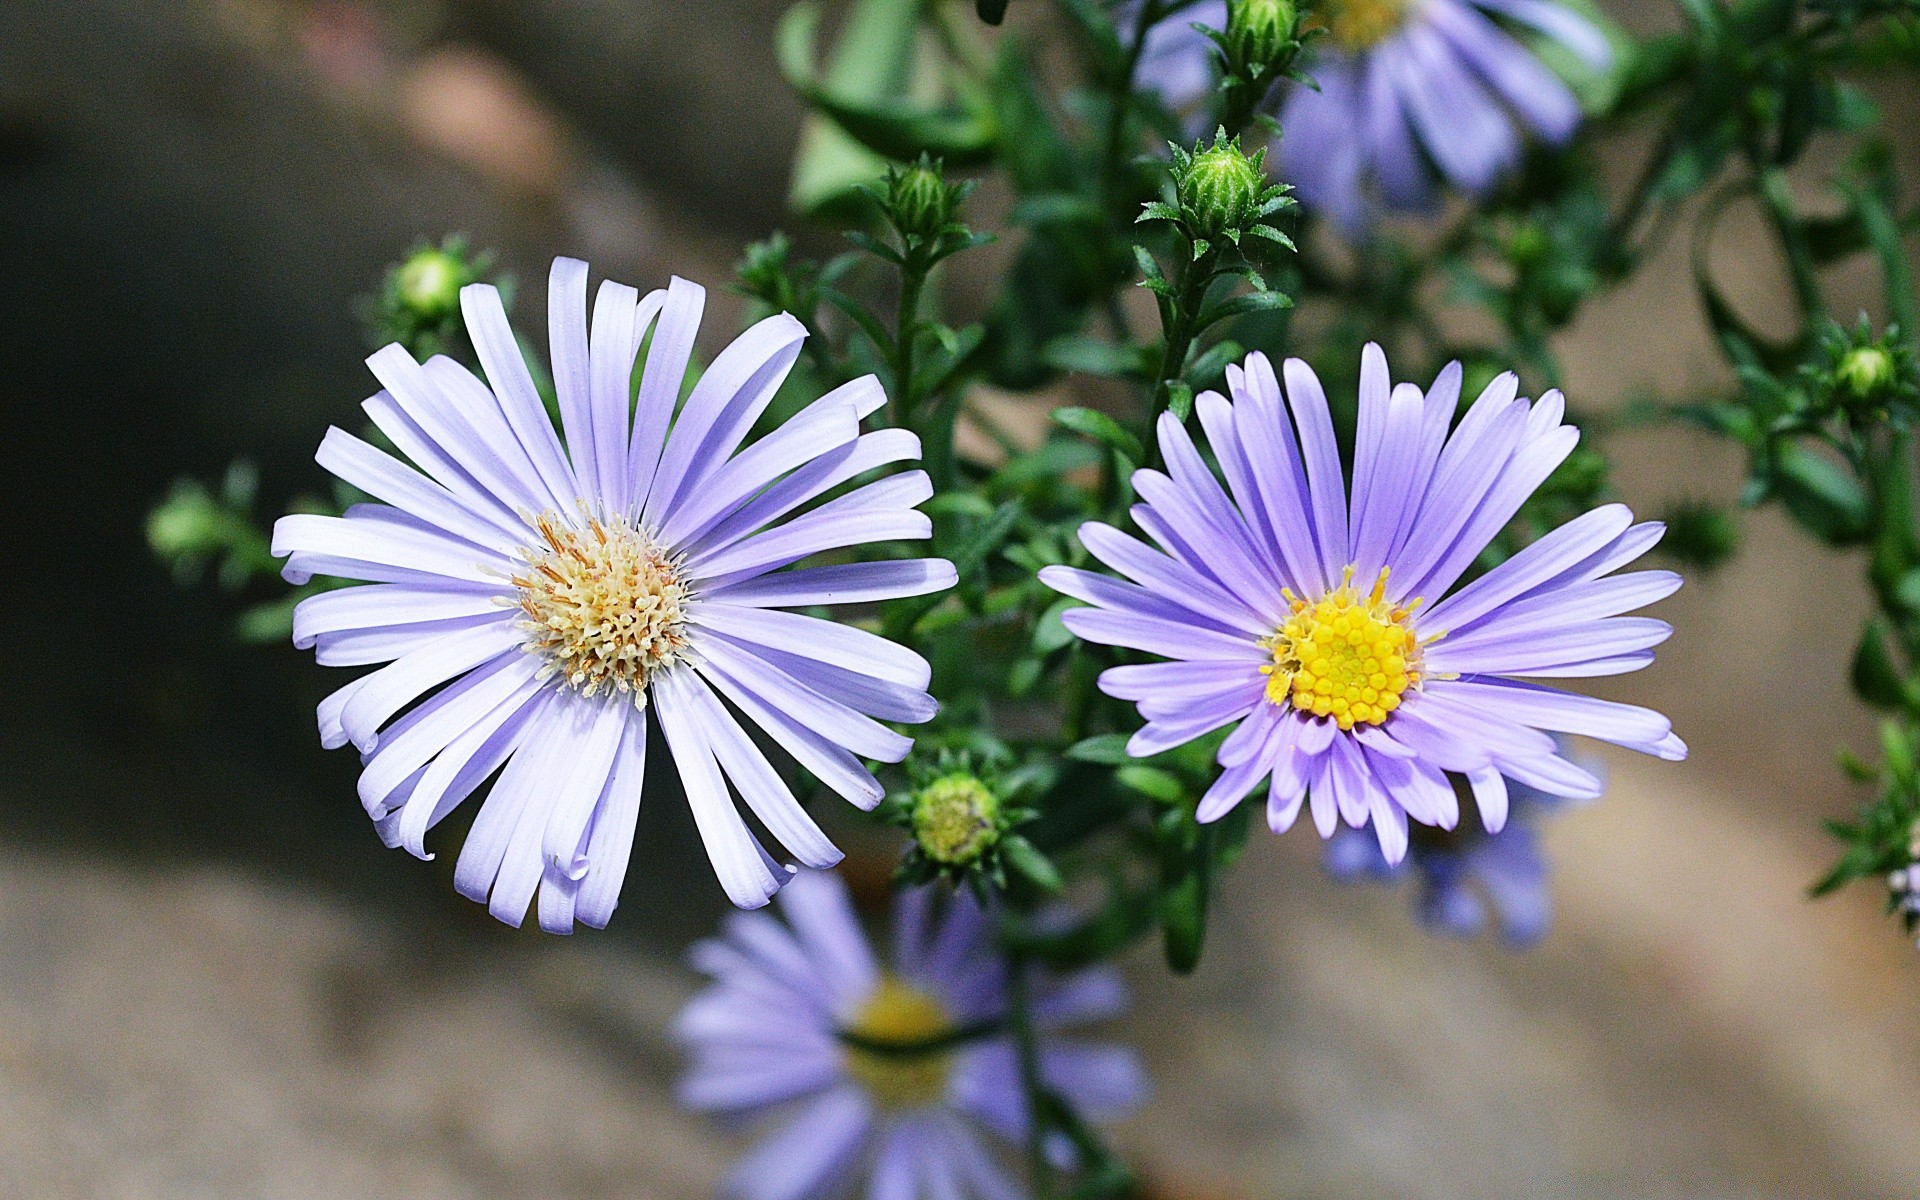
left=1031, top=597, right=1080, bottom=655
left=1066, top=734, right=1132, bottom=765
left=1116, top=765, right=1185, bottom=804
left=1773, top=441, right=1871, bottom=546
left=1044, top=339, right=1150, bottom=380
left=1051, top=406, right=1145, bottom=460
left=1000, top=834, right=1062, bottom=891
left=1851, top=618, right=1906, bottom=710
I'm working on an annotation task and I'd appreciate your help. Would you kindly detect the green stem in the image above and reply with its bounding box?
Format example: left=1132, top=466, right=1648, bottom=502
left=1007, top=957, right=1055, bottom=1199
left=1756, top=167, right=1825, bottom=330
left=1100, top=0, right=1162, bottom=215
left=892, top=255, right=929, bottom=428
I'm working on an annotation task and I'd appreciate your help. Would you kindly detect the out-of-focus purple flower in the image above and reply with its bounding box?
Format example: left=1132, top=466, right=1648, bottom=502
left=1324, top=769, right=1571, bottom=944
left=1131, top=0, right=1613, bottom=233
left=676, top=871, right=1146, bottom=1200
left=1041, top=344, right=1685, bottom=866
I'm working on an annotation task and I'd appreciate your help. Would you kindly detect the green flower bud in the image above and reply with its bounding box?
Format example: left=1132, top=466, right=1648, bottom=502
left=394, top=247, right=466, bottom=323
left=1179, top=137, right=1267, bottom=238
left=890, top=163, right=953, bottom=242
left=146, top=485, right=226, bottom=559
left=1226, top=0, right=1296, bottom=68
left=910, top=773, right=1001, bottom=866
left=1837, top=344, right=1897, bottom=400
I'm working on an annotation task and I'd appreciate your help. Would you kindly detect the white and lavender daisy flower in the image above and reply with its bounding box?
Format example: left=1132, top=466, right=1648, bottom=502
left=1130, top=0, right=1613, bottom=233
left=676, top=870, right=1145, bottom=1200
left=1039, top=345, right=1685, bottom=864
left=272, top=258, right=956, bottom=929
left=1324, top=764, right=1572, bottom=943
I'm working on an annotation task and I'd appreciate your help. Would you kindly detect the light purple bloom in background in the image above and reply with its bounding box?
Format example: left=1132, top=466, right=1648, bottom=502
left=1041, top=345, right=1685, bottom=865
left=677, top=870, right=1146, bottom=1200
left=1324, top=766, right=1572, bottom=943
left=1133, top=0, right=1613, bottom=233
left=272, top=258, right=954, bottom=929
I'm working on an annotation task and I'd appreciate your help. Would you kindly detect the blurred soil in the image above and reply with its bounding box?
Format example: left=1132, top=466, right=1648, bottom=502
left=2, top=1, right=1918, bottom=1198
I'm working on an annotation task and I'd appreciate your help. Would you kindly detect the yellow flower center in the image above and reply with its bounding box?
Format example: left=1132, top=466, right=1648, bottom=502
left=512, top=512, right=691, bottom=705
left=840, top=975, right=955, bottom=1110
left=1307, top=0, right=1412, bottom=51
left=1262, top=567, right=1425, bottom=731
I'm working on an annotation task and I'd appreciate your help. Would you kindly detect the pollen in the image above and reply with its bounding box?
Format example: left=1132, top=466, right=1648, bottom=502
left=511, top=512, right=691, bottom=706
left=1307, top=0, right=1411, bottom=51
left=841, top=975, right=955, bottom=1110
left=1261, top=566, right=1425, bottom=731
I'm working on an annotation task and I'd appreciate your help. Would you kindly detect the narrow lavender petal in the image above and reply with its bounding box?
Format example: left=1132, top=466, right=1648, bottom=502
left=547, top=257, right=598, bottom=502
left=485, top=692, right=612, bottom=927
left=865, top=1119, right=920, bottom=1200
left=1197, top=741, right=1274, bottom=823
left=1031, top=967, right=1129, bottom=1028
left=294, top=584, right=502, bottom=650
left=1430, top=678, right=1672, bottom=747
left=1538, top=521, right=1667, bottom=592
left=1075, top=522, right=1272, bottom=633
left=314, top=610, right=515, bottom=668
left=940, top=1116, right=1026, bottom=1200
left=1231, top=353, right=1327, bottom=593
left=1405, top=423, right=1580, bottom=601
left=1495, top=751, right=1604, bottom=799
left=689, top=475, right=934, bottom=589
left=356, top=652, right=541, bottom=812
left=1398, top=688, right=1559, bottom=759
left=1267, top=718, right=1310, bottom=831
left=1153, top=413, right=1288, bottom=610
left=316, top=426, right=525, bottom=550
left=1422, top=503, right=1634, bottom=632
left=451, top=693, right=566, bottom=904
left=628, top=276, right=707, bottom=506
left=644, top=312, right=808, bottom=527
left=1389, top=362, right=1464, bottom=569
left=679, top=673, right=845, bottom=869
left=1134, top=671, right=1265, bottom=720
left=697, top=653, right=886, bottom=811
left=660, top=397, right=862, bottom=550
left=719, top=1086, right=872, bottom=1200
left=1099, top=658, right=1266, bottom=702
left=1363, top=49, right=1437, bottom=211
left=396, top=680, right=551, bottom=858
left=1426, top=615, right=1671, bottom=675
left=1350, top=343, right=1394, bottom=515
left=1349, top=382, right=1428, bottom=581
left=1328, top=735, right=1376, bottom=828
left=732, top=643, right=937, bottom=725
left=1041, top=1041, right=1149, bottom=1120
left=695, top=603, right=932, bottom=693
left=1041, top=565, right=1248, bottom=637
left=775, top=871, right=882, bottom=1019
left=337, top=626, right=523, bottom=752
left=1132, top=470, right=1285, bottom=616
left=1061, top=605, right=1264, bottom=663
left=1195, top=390, right=1289, bottom=588
left=1128, top=704, right=1256, bottom=757
left=1471, top=0, right=1613, bottom=68
left=576, top=708, right=649, bottom=927
left=459, top=283, right=580, bottom=507
left=653, top=668, right=785, bottom=909
left=1278, top=59, right=1369, bottom=234
left=1428, top=0, right=1582, bottom=143
left=590, top=281, right=652, bottom=512
left=1469, top=765, right=1511, bottom=831
left=1447, top=569, right=1683, bottom=641
left=1516, top=650, right=1657, bottom=677
left=689, top=421, right=913, bottom=560
left=537, top=696, right=631, bottom=883
left=366, top=344, right=552, bottom=517
left=360, top=389, right=527, bottom=534
left=273, top=512, right=513, bottom=587
left=1393, top=20, right=1519, bottom=194
left=1378, top=706, right=1496, bottom=772
left=1280, top=357, right=1354, bottom=584
left=1218, top=699, right=1284, bottom=768
left=710, top=559, right=957, bottom=610
left=1307, top=747, right=1340, bottom=836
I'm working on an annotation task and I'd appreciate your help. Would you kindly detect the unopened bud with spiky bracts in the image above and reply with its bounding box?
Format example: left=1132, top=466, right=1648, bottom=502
left=1223, top=0, right=1300, bottom=73
left=1807, top=316, right=1917, bottom=414
left=854, top=155, right=993, bottom=269
left=882, top=748, right=1059, bottom=897
left=1140, top=130, right=1294, bottom=261
left=361, top=236, right=501, bottom=360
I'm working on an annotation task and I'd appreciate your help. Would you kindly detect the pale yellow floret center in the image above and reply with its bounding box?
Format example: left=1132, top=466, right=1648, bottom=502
left=1260, top=566, right=1426, bottom=731
left=840, top=975, right=955, bottom=1110
left=512, top=512, right=691, bottom=706
left=1309, top=0, right=1412, bottom=51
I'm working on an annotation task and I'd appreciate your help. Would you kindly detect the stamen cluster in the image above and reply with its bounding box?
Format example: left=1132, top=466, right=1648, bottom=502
left=512, top=512, right=691, bottom=705
left=1263, top=567, right=1423, bottom=730
left=1313, top=0, right=1411, bottom=50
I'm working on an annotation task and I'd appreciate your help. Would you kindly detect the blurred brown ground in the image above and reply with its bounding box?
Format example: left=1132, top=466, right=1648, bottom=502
left=1, top=1, right=1917, bottom=1197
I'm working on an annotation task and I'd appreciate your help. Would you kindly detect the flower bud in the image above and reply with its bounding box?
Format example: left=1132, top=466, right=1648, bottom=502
left=394, top=247, right=466, bottom=323
left=910, top=772, right=1001, bottom=866
left=1226, top=0, right=1296, bottom=68
left=1837, top=344, right=1896, bottom=400
left=1180, top=137, right=1266, bottom=238
left=890, top=162, right=953, bottom=242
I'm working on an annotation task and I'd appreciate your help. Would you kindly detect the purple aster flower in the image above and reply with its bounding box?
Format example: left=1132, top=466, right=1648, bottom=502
left=1040, top=345, right=1686, bottom=865
left=272, top=258, right=956, bottom=929
left=1323, top=766, right=1573, bottom=943
left=1132, top=0, right=1613, bottom=233
left=676, top=870, right=1146, bottom=1200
